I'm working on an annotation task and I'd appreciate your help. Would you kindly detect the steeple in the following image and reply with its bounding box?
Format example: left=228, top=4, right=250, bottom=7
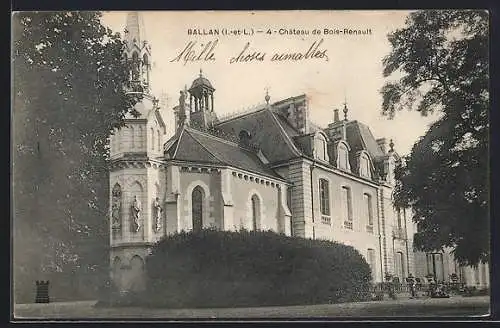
left=123, top=11, right=152, bottom=94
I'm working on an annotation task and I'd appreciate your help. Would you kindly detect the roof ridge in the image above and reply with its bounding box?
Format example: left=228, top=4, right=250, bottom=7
left=172, top=128, right=185, bottom=158
left=216, top=106, right=268, bottom=125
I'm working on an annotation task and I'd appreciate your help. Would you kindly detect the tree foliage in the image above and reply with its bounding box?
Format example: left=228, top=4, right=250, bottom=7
left=381, top=10, right=489, bottom=266
left=12, top=12, right=138, bottom=302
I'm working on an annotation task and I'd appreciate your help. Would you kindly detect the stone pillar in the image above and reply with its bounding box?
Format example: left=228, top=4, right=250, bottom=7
left=221, top=169, right=235, bottom=231
left=287, top=161, right=312, bottom=238
left=211, top=94, right=214, bottom=112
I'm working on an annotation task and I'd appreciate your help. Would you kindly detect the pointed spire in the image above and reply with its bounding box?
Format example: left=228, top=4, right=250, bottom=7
left=265, top=87, right=270, bottom=105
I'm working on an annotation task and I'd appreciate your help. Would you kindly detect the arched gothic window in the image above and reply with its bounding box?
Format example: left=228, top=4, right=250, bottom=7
left=130, top=255, right=145, bottom=292
left=192, top=186, right=204, bottom=232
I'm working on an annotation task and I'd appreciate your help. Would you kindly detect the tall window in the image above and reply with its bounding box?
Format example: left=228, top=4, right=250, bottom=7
left=319, top=179, right=330, bottom=216
left=367, top=249, right=376, bottom=280
left=251, top=194, right=260, bottom=231
left=364, top=193, right=373, bottom=227
left=396, top=208, right=402, bottom=229
left=157, top=130, right=161, bottom=151
left=314, top=133, right=328, bottom=161
left=337, top=143, right=350, bottom=171
left=342, top=186, right=353, bottom=229
left=150, top=128, right=154, bottom=151
left=359, top=154, right=371, bottom=178
left=426, top=253, right=444, bottom=281
left=192, top=186, right=204, bottom=232
left=396, top=252, right=405, bottom=280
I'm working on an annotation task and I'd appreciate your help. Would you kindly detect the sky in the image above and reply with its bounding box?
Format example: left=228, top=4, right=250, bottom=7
left=100, top=10, right=439, bottom=156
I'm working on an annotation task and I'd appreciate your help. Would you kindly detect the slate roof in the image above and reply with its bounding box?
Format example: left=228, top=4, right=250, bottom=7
left=345, top=120, right=385, bottom=161
left=215, top=108, right=301, bottom=163
left=168, top=127, right=284, bottom=180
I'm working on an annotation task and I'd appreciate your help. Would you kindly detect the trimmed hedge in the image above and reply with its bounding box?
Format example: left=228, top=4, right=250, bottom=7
left=136, top=229, right=372, bottom=308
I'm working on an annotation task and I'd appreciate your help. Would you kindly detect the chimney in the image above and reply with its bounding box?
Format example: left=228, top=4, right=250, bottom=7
left=333, top=109, right=340, bottom=122
left=376, top=138, right=387, bottom=154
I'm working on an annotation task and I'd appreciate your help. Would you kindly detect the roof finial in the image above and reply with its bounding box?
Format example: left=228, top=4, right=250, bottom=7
left=265, top=87, right=270, bottom=105
left=342, top=87, right=349, bottom=121
left=343, top=101, right=349, bottom=121
left=389, top=139, right=395, bottom=152
left=199, top=68, right=203, bottom=78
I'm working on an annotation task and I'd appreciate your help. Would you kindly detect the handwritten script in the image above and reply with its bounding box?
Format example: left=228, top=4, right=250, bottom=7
left=170, top=39, right=329, bottom=65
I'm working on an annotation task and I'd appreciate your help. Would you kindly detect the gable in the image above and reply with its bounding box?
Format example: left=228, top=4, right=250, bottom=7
left=173, top=130, right=221, bottom=164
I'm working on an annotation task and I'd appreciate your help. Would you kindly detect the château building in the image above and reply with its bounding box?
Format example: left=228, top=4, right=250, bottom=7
left=108, top=12, right=489, bottom=292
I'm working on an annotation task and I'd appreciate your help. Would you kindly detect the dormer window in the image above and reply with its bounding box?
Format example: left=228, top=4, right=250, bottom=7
left=337, top=142, right=350, bottom=172
left=314, top=132, right=329, bottom=162
left=359, top=152, right=371, bottom=179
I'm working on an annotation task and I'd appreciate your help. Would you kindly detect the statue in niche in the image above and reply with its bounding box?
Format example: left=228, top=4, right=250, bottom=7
left=131, top=195, right=142, bottom=232
left=111, top=186, right=122, bottom=230
left=153, top=197, right=163, bottom=232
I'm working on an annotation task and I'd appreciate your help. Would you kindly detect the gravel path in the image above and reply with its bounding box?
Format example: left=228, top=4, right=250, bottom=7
left=13, top=296, right=490, bottom=320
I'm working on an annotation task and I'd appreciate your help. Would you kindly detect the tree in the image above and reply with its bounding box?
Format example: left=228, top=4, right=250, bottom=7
left=381, top=10, right=489, bottom=266
left=12, top=12, right=139, bottom=302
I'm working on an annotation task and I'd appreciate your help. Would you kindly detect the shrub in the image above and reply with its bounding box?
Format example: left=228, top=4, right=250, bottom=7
left=139, top=229, right=372, bottom=308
